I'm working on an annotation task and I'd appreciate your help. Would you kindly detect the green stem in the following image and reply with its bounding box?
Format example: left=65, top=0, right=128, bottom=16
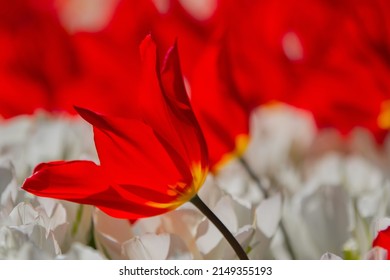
left=190, top=194, right=249, bottom=260
left=239, top=157, right=267, bottom=196
left=239, top=156, right=297, bottom=260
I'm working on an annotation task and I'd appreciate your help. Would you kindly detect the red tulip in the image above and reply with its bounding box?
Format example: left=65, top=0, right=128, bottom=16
left=22, top=35, right=209, bottom=219
left=373, top=226, right=390, bottom=260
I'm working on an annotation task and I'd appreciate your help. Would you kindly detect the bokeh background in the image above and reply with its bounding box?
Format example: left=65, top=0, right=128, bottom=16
left=1, top=0, right=390, bottom=260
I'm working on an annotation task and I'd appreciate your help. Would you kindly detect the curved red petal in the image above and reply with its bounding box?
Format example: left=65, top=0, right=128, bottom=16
left=23, top=160, right=173, bottom=220
left=156, top=38, right=209, bottom=170
left=190, top=45, right=250, bottom=169
left=75, top=106, right=193, bottom=193
left=22, top=160, right=110, bottom=200
left=88, top=186, right=172, bottom=220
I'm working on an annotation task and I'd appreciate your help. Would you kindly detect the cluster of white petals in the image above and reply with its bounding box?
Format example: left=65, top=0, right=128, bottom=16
left=0, top=112, right=101, bottom=259
left=219, top=104, right=390, bottom=259
left=1, top=106, right=390, bottom=259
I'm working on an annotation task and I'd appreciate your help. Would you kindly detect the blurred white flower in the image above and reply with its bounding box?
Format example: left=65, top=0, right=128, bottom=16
left=178, top=0, right=218, bottom=21
left=0, top=169, right=94, bottom=257
left=321, top=217, right=390, bottom=260
left=55, top=0, right=120, bottom=33
left=0, top=113, right=96, bottom=259
left=281, top=184, right=351, bottom=259
left=122, top=233, right=191, bottom=260
left=0, top=112, right=96, bottom=184
left=215, top=158, right=263, bottom=204
left=217, top=103, right=390, bottom=259
left=243, top=103, right=317, bottom=184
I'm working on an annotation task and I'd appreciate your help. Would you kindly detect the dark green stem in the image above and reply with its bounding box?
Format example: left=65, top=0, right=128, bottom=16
left=239, top=156, right=297, bottom=260
left=191, top=194, right=249, bottom=260
left=239, top=157, right=267, bottom=196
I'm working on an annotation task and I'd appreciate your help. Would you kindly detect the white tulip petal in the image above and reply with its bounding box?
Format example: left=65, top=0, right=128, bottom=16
left=216, top=159, right=263, bottom=204
left=8, top=203, right=40, bottom=227
left=93, top=208, right=133, bottom=243
left=373, top=217, right=390, bottom=238
left=301, top=185, right=350, bottom=257
left=62, top=202, right=93, bottom=246
left=256, top=193, right=282, bottom=238
left=167, top=234, right=192, bottom=260
left=29, top=225, right=61, bottom=256
left=132, top=216, right=162, bottom=235
left=0, top=226, right=28, bottom=251
left=203, top=225, right=254, bottom=260
left=93, top=208, right=133, bottom=259
left=197, top=175, right=224, bottom=208
left=196, top=195, right=242, bottom=255
left=122, top=233, right=171, bottom=260
left=0, top=116, right=32, bottom=147
left=196, top=218, right=221, bottom=255
left=213, top=196, right=238, bottom=232
left=245, top=104, right=316, bottom=177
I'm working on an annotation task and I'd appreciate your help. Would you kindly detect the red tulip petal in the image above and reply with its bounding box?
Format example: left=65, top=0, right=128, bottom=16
left=22, top=160, right=172, bottom=219
left=22, top=160, right=111, bottom=200
left=190, top=45, right=250, bottom=169
left=157, top=38, right=209, bottom=169
left=75, top=106, right=193, bottom=193
left=373, top=226, right=390, bottom=260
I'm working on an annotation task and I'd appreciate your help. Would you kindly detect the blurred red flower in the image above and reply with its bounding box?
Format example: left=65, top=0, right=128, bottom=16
left=0, top=0, right=158, bottom=117
left=55, top=0, right=159, bottom=115
left=373, top=226, right=390, bottom=260
left=0, top=0, right=78, bottom=118
left=224, top=0, right=390, bottom=140
left=22, top=36, right=209, bottom=219
left=189, top=44, right=249, bottom=170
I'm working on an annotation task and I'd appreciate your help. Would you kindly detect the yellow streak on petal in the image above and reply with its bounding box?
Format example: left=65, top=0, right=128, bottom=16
left=146, top=162, right=208, bottom=210
left=378, top=100, right=390, bottom=130
left=213, top=134, right=249, bottom=173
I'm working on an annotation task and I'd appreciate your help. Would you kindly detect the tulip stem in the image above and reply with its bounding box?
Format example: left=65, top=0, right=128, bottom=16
left=239, top=156, right=297, bottom=259
left=190, top=194, right=249, bottom=260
